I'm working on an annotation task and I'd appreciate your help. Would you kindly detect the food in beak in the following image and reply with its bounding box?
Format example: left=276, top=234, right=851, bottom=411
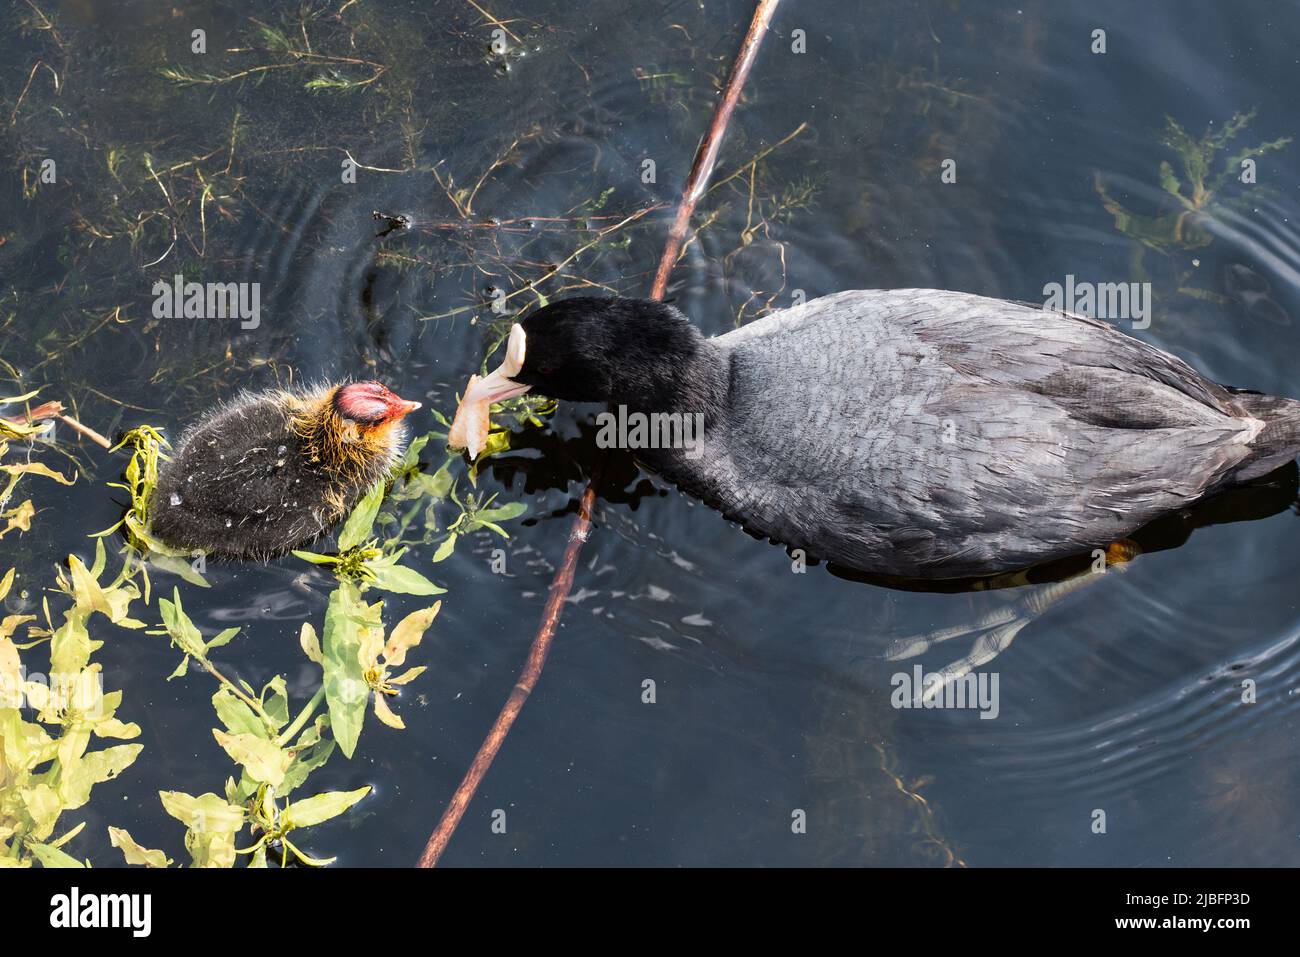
left=448, top=324, right=530, bottom=459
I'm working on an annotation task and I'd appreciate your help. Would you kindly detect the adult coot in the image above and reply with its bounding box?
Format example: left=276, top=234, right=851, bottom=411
left=450, top=290, right=1300, bottom=579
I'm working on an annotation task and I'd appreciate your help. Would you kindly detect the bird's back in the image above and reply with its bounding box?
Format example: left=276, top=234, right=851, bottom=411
left=645, top=289, right=1295, bottom=578
left=150, top=393, right=339, bottom=560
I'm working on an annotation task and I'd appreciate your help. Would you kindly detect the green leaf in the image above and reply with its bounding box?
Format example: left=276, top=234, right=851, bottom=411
left=415, top=465, right=454, bottom=500
left=145, top=553, right=210, bottom=588
left=206, top=627, right=240, bottom=652
left=368, top=564, right=445, bottom=596
left=475, top=501, right=527, bottom=524
left=281, top=837, right=335, bottom=867
left=27, top=842, right=86, bottom=868
left=49, top=821, right=86, bottom=848
left=158, top=588, right=208, bottom=661
left=261, top=675, right=290, bottom=728
left=322, top=582, right=367, bottom=758
left=291, top=550, right=339, bottom=566
left=89, top=537, right=107, bottom=579
left=212, top=730, right=292, bottom=787
left=284, top=786, right=371, bottom=828
left=158, top=791, right=244, bottom=868
left=430, top=533, right=457, bottom=563
left=212, top=688, right=268, bottom=738
left=280, top=719, right=335, bottom=796
left=50, top=609, right=95, bottom=678
left=398, top=433, right=431, bottom=473
left=58, top=744, right=142, bottom=812
left=339, top=483, right=385, bottom=551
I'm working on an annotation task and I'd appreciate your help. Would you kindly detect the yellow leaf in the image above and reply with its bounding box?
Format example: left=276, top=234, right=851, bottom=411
left=383, top=602, right=440, bottom=668
left=373, top=693, right=405, bottom=730
left=212, top=730, right=292, bottom=787
left=19, top=783, right=64, bottom=841
left=92, top=718, right=141, bottom=740
left=0, top=500, right=36, bottom=538
left=158, top=791, right=244, bottom=869
left=27, top=842, right=86, bottom=868
left=283, top=786, right=370, bottom=828
left=49, top=821, right=85, bottom=848
left=57, top=743, right=142, bottom=812
left=388, top=665, right=426, bottom=686
left=108, top=827, right=172, bottom=867
left=0, top=636, right=21, bottom=705
left=0, top=614, right=33, bottom=643
left=68, top=555, right=112, bottom=619
left=299, top=622, right=322, bottom=664
left=0, top=462, right=73, bottom=485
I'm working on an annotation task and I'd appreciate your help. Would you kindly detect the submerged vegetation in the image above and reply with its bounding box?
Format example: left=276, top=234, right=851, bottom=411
left=1095, top=109, right=1292, bottom=302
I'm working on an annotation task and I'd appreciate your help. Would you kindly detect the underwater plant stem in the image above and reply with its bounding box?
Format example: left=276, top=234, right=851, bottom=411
left=417, top=0, right=783, bottom=868
left=277, top=685, right=326, bottom=746
left=198, top=657, right=278, bottom=735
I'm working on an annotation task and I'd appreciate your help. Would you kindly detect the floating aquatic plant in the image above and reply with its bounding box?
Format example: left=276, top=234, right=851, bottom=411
left=0, top=543, right=145, bottom=868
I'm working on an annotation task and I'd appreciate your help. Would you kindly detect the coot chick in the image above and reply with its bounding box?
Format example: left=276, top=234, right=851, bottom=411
left=150, top=382, right=421, bottom=560
left=452, top=290, right=1300, bottom=579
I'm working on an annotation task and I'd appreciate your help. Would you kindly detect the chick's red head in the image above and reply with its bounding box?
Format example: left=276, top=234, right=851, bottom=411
left=333, top=382, right=421, bottom=427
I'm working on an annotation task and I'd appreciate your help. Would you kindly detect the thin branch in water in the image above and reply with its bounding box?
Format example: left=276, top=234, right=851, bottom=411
left=414, top=204, right=664, bottom=322
left=57, top=414, right=111, bottom=450
left=417, top=0, right=784, bottom=869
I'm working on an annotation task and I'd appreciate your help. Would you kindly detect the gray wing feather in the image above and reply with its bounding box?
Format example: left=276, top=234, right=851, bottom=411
left=656, top=289, right=1265, bottom=578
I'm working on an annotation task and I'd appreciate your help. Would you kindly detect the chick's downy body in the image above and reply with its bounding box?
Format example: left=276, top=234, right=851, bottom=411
left=149, top=382, right=420, bottom=560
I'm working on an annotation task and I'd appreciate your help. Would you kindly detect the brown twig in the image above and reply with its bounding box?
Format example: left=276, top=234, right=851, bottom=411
left=57, top=414, right=111, bottom=450
left=650, top=1, right=782, bottom=297
left=1, top=400, right=111, bottom=450
left=417, top=0, right=783, bottom=868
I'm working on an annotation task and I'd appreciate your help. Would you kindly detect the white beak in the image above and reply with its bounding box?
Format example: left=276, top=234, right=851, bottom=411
left=448, top=324, right=531, bottom=459
left=462, top=323, right=531, bottom=406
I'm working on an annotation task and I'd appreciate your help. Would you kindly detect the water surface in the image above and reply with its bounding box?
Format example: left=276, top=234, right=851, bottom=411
left=3, top=0, right=1300, bottom=866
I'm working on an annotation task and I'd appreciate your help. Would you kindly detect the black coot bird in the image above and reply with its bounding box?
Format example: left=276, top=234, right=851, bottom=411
left=150, top=382, right=421, bottom=560
left=451, top=290, right=1300, bottom=579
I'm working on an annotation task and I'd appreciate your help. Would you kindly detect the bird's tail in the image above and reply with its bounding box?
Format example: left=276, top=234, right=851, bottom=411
left=1231, top=390, right=1300, bottom=482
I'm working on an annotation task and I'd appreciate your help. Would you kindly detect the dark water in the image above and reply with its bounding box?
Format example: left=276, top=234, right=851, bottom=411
left=4, top=0, right=1300, bottom=866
